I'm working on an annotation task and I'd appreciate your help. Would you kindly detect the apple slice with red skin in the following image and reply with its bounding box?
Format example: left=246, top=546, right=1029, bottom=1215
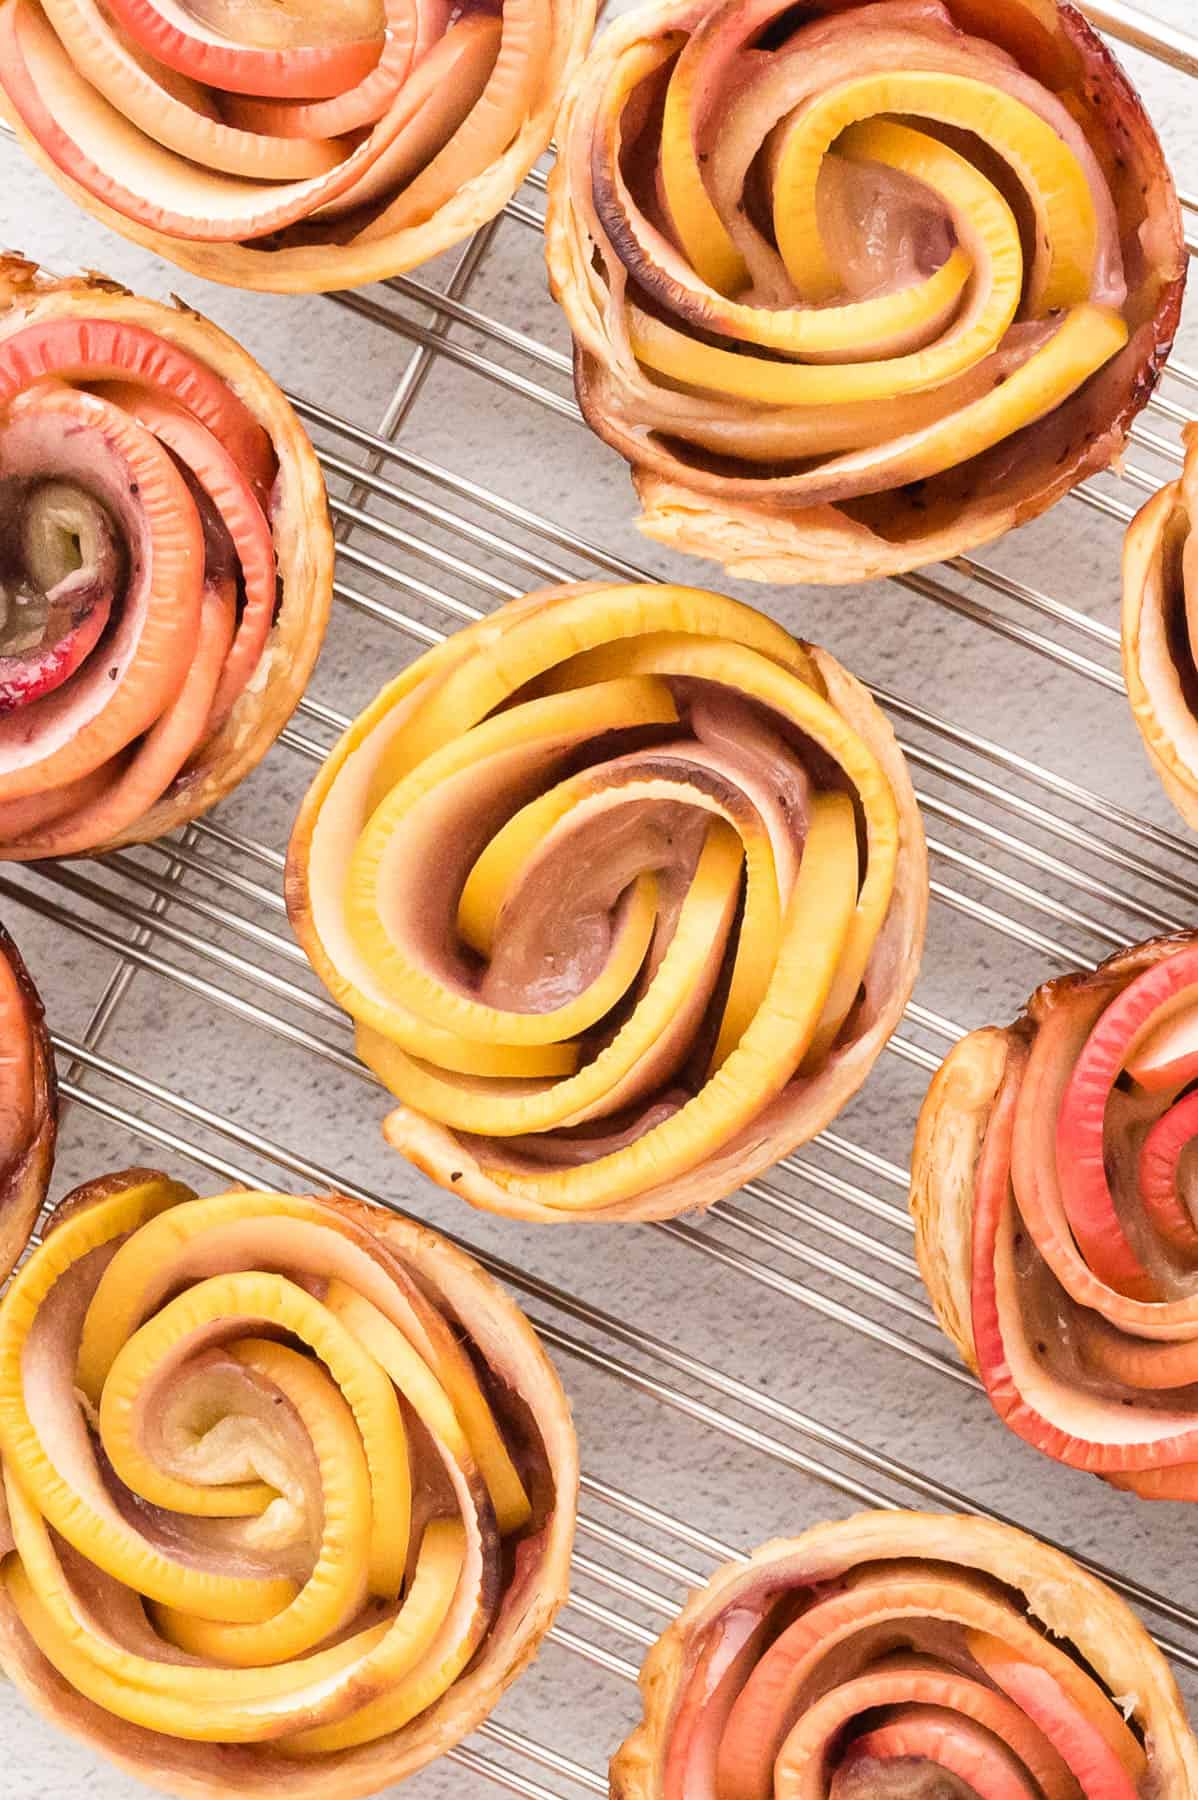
left=1050, top=952, right=1198, bottom=1298
left=837, top=1708, right=1041, bottom=1800
left=1057, top=943, right=1198, bottom=1296
left=97, top=381, right=275, bottom=729
left=38, top=0, right=348, bottom=179
left=772, top=1662, right=1075, bottom=1800
left=0, top=314, right=275, bottom=496
left=0, top=0, right=477, bottom=244
left=1124, top=992, right=1198, bottom=1093
left=0, top=479, right=117, bottom=713
left=1137, top=1088, right=1198, bottom=1257
left=0, top=920, right=55, bottom=1285
left=354, top=0, right=550, bottom=240
left=226, top=0, right=448, bottom=141
left=970, top=1033, right=1198, bottom=1478
left=313, top=15, right=502, bottom=221
left=0, top=386, right=203, bottom=801
left=98, top=0, right=383, bottom=98
left=967, top=1631, right=1143, bottom=1800
left=661, top=1606, right=776, bottom=1800
left=0, top=578, right=236, bottom=859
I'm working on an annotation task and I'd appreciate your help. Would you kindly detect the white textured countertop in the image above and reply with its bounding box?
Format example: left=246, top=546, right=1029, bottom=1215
left=0, top=3, right=1197, bottom=1795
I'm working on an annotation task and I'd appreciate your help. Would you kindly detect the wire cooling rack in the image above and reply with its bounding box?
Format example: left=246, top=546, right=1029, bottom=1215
left=3, top=4, right=1198, bottom=1794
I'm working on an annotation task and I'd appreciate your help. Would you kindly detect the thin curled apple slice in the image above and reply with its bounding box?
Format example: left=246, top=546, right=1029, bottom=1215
left=0, top=253, right=331, bottom=856
left=912, top=930, right=1198, bottom=1501
left=609, top=1514, right=1196, bottom=1800
left=0, top=1177, right=576, bottom=1793
left=286, top=579, right=927, bottom=1223
left=0, top=0, right=592, bottom=290
left=0, top=919, right=55, bottom=1286
left=98, top=0, right=383, bottom=97
left=544, top=0, right=1184, bottom=583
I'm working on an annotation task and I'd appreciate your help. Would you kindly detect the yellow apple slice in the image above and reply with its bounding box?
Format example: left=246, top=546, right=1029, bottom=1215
left=372, top=821, right=747, bottom=1134
left=772, top=72, right=1096, bottom=312
left=632, top=120, right=1021, bottom=400
left=484, top=792, right=858, bottom=1211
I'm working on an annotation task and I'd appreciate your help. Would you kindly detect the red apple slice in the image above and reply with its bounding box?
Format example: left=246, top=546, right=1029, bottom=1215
left=97, top=0, right=383, bottom=97
left=0, top=387, right=203, bottom=801
left=773, top=1663, right=1075, bottom=1800
left=1124, top=993, right=1198, bottom=1092
left=0, top=479, right=117, bottom=713
left=0, top=313, right=275, bottom=496
left=38, top=0, right=348, bottom=178
left=0, top=0, right=437, bottom=245
left=1137, top=1088, right=1198, bottom=1257
left=838, top=1708, right=1040, bottom=1800
left=225, top=0, right=446, bottom=140
left=1056, top=947, right=1198, bottom=1298
left=1, top=578, right=235, bottom=859
left=97, top=382, right=275, bottom=728
left=967, top=1632, right=1142, bottom=1800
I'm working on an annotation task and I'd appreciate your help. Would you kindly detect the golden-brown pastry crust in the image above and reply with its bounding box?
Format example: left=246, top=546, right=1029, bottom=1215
left=546, top=0, right=1186, bottom=585
left=0, top=918, right=55, bottom=1284
left=0, top=254, right=332, bottom=852
left=0, top=1183, right=578, bottom=1800
left=0, top=0, right=594, bottom=294
left=611, top=1510, right=1198, bottom=1800
left=1122, top=422, right=1198, bottom=830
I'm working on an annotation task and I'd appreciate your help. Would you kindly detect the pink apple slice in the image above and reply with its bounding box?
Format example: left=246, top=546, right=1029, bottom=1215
left=967, top=1631, right=1143, bottom=1800
left=1123, top=990, right=1198, bottom=1092
left=0, top=386, right=204, bottom=801
left=39, top=0, right=347, bottom=178
left=0, top=0, right=443, bottom=245
left=314, top=17, right=502, bottom=222
left=97, top=0, right=383, bottom=97
left=835, top=1708, right=1040, bottom=1800
left=0, top=313, right=275, bottom=495
left=225, top=0, right=447, bottom=140
left=773, top=1663, right=1074, bottom=1800
left=1050, top=950, right=1198, bottom=1297
left=0, top=480, right=117, bottom=714
left=1137, top=1087, right=1198, bottom=1256
left=1, top=578, right=236, bottom=859
left=97, top=381, right=275, bottom=728
left=354, top=0, right=549, bottom=240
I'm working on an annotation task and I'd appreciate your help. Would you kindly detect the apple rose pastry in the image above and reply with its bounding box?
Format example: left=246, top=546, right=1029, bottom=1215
left=0, top=920, right=55, bottom=1282
left=285, top=580, right=927, bottom=1223
left=1123, top=423, right=1198, bottom=830
left=544, top=0, right=1186, bottom=585
left=910, top=930, right=1198, bottom=1502
left=0, top=0, right=593, bottom=293
left=0, top=256, right=331, bottom=856
left=0, top=1170, right=577, bottom=1799
left=611, top=1510, right=1198, bottom=1800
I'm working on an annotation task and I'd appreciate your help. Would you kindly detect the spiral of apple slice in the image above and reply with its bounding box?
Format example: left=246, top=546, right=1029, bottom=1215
left=0, top=919, right=55, bottom=1284
left=544, top=0, right=1184, bottom=585
left=911, top=931, right=1198, bottom=1503
left=0, top=0, right=594, bottom=292
left=1122, top=424, right=1198, bottom=831
left=0, top=1172, right=577, bottom=1798
left=0, top=254, right=331, bottom=857
left=285, top=581, right=926, bottom=1224
left=610, top=1511, right=1198, bottom=1800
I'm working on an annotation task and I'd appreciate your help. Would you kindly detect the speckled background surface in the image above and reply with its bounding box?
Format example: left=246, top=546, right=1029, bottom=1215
left=1, top=2, right=1197, bottom=1794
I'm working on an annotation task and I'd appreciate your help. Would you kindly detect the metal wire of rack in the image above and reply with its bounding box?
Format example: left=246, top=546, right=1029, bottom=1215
left=3, top=4, right=1198, bottom=1795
